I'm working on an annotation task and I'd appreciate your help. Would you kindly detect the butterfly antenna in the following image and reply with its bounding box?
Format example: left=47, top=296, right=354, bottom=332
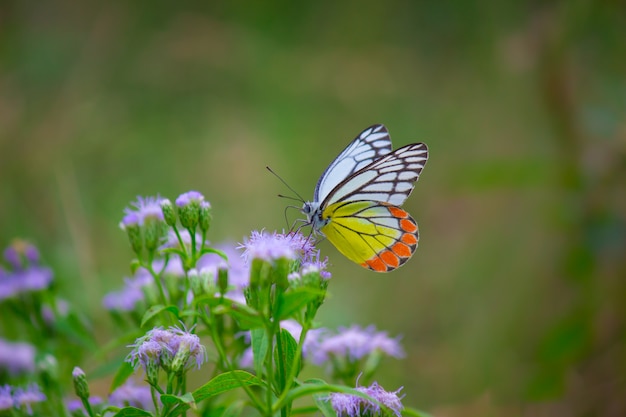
left=266, top=166, right=306, bottom=203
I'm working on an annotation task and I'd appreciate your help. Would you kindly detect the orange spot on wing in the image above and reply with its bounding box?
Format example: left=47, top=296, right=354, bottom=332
left=388, top=206, right=408, bottom=218
left=400, top=219, right=417, bottom=233
left=364, top=257, right=388, bottom=272
left=392, top=242, right=412, bottom=258
left=380, top=250, right=400, bottom=268
left=401, top=233, right=418, bottom=245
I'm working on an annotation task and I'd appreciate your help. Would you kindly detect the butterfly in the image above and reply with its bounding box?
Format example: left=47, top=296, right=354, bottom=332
left=301, top=124, right=428, bottom=272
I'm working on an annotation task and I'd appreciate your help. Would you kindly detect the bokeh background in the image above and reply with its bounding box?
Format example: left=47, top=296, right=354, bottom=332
left=1, top=1, right=625, bottom=416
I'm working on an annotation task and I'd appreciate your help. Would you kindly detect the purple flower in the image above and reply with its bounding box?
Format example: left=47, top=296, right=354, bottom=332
left=0, top=339, right=36, bottom=375
left=175, top=191, right=205, bottom=207
left=127, top=326, right=207, bottom=373
left=13, top=383, right=46, bottom=415
left=311, top=325, right=404, bottom=366
left=120, top=195, right=165, bottom=228
left=300, top=255, right=331, bottom=280
left=109, top=380, right=154, bottom=410
left=329, top=381, right=404, bottom=417
left=238, top=230, right=316, bottom=264
left=0, top=385, right=12, bottom=410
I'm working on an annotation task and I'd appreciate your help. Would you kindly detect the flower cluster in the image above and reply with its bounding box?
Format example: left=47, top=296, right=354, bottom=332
left=238, top=230, right=317, bottom=264
left=312, top=325, right=405, bottom=365
left=1, top=190, right=423, bottom=417
left=0, top=383, right=46, bottom=415
left=329, top=381, right=404, bottom=417
left=127, top=325, right=207, bottom=380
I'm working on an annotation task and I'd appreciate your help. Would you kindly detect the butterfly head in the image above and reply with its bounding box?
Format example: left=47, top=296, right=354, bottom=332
left=301, top=201, right=328, bottom=231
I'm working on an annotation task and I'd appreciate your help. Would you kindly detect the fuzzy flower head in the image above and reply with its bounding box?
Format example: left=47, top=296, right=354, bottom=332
left=175, top=191, right=208, bottom=230
left=120, top=196, right=165, bottom=228
left=311, top=325, right=404, bottom=366
left=238, top=230, right=316, bottom=265
left=13, top=383, right=46, bottom=415
left=329, top=381, right=404, bottom=417
left=127, top=325, right=207, bottom=375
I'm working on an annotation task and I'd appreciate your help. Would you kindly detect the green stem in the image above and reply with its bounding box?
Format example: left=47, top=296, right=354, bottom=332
left=204, top=316, right=267, bottom=413
left=273, top=322, right=310, bottom=413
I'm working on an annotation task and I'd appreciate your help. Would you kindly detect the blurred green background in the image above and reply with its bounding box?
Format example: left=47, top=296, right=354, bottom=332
left=1, top=1, right=625, bottom=416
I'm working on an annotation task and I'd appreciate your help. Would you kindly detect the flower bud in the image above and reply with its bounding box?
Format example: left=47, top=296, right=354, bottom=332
left=217, top=267, right=229, bottom=295
left=143, top=215, right=167, bottom=252
left=199, top=201, right=212, bottom=232
left=121, top=218, right=143, bottom=255
left=160, top=199, right=177, bottom=227
left=72, top=367, right=90, bottom=400
left=176, top=191, right=205, bottom=230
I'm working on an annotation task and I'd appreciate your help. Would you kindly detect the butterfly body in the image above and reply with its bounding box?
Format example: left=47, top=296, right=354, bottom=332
left=302, top=125, right=428, bottom=272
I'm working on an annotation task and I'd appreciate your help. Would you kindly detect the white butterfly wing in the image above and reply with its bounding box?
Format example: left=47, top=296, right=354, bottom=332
left=322, top=143, right=428, bottom=207
left=314, top=124, right=392, bottom=203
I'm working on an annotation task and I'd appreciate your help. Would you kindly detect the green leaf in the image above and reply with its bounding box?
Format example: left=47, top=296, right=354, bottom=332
left=275, top=288, right=323, bottom=321
left=111, top=406, right=153, bottom=417
left=140, top=304, right=180, bottom=327
left=193, top=370, right=264, bottom=402
left=161, top=392, right=196, bottom=408
left=110, top=361, right=134, bottom=393
left=251, top=328, right=268, bottom=377
left=274, top=329, right=300, bottom=391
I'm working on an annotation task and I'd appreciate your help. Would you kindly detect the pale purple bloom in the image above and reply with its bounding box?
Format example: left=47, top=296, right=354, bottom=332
left=311, top=325, right=404, bottom=365
left=72, top=366, right=85, bottom=378
left=13, top=383, right=46, bottom=415
left=121, top=195, right=165, bottom=228
left=238, top=230, right=316, bottom=264
left=0, top=385, right=12, bottom=410
left=301, top=256, right=331, bottom=280
left=127, top=326, right=206, bottom=372
left=175, top=191, right=205, bottom=207
left=109, top=380, right=154, bottom=410
left=0, top=339, right=36, bottom=375
left=329, top=381, right=404, bottom=417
